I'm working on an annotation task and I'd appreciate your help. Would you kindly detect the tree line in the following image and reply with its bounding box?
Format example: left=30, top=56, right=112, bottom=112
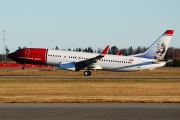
left=1, top=45, right=180, bottom=67
left=53, top=46, right=147, bottom=55
left=52, top=46, right=180, bottom=67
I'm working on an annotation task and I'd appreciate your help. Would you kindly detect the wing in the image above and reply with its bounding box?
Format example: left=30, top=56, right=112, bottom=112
left=75, top=45, right=109, bottom=69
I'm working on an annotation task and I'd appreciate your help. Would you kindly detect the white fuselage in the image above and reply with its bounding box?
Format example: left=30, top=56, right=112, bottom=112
left=46, top=50, right=166, bottom=71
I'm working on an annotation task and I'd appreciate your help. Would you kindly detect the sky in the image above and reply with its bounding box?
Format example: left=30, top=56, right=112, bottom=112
left=0, top=0, right=180, bottom=53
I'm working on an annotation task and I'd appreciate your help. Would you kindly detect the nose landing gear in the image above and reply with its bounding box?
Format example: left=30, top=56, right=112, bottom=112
left=21, top=64, right=25, bottom=70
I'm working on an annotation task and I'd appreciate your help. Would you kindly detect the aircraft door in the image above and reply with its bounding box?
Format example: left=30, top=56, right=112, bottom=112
left=137, top=59, right=142, bottom=68
left=25, top=49, right=30, bottom=58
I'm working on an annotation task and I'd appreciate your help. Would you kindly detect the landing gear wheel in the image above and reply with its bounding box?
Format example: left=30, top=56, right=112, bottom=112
left=84, top=71, right=91, bottom=76
left=84, top=71, right=89, bottom=76
left=89, top=71, right=91, bottom=76
left=21, top=66, right=24, bottom=70
left=21, top=64, right=25, bottom=70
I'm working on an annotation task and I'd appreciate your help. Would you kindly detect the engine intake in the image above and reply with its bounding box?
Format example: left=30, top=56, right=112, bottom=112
left=59, top=62, right=76, bottom=71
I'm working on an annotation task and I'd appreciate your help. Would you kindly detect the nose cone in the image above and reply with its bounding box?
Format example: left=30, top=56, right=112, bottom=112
left=7, top=52, right=16, bottom=61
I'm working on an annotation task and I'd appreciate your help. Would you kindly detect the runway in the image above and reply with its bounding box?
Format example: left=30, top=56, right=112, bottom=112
left=0, top=103, right=180, bottom=120
left=1, top=75, right=180, bottom=79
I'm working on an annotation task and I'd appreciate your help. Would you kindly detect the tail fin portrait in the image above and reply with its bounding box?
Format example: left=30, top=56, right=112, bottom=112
left=134, top=30, right=174, bottom=60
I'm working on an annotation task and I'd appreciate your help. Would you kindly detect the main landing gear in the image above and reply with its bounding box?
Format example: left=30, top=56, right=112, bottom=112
left=84, top=70, right=91, bottom=76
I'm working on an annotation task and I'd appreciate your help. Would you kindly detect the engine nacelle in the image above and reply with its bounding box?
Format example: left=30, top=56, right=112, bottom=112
left=88, top=64, right=102, bottom=70
left=59, top=62, right=76, bottom=71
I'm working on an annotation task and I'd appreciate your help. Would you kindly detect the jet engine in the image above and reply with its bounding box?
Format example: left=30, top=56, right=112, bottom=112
left=59, top=62, right=76, bottom=71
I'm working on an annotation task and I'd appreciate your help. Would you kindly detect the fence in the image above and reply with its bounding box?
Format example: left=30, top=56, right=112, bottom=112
left=0, top=62, right=52, bottom=68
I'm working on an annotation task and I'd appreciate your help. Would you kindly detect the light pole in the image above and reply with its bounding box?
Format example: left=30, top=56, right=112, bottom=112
left=2, top=30, right=6, bottom=62
left=30, top=42, right=32, bottom=48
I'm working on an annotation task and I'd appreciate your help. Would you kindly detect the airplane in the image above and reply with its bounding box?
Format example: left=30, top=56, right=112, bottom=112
left=7, top=30, right=174, bottom=76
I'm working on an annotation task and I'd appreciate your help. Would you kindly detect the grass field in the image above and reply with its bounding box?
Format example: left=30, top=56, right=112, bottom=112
left=0, top=68, right=180, bottom=103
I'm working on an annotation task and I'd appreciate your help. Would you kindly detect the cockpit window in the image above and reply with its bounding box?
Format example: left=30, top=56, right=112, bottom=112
left=14, top=50, right=19, bottom=54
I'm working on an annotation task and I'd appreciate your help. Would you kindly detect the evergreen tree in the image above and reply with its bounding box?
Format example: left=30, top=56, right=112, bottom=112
left=55, top=46, right=59, bottom=50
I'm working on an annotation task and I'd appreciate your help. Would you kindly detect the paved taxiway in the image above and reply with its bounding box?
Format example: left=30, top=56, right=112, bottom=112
left=1, top=75, right=180, bottom=79
left=0, top=103, right=180, bottom=120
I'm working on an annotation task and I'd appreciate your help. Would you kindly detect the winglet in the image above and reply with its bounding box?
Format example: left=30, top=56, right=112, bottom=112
left=101, top=45, right=109, bottom=55
left=116, top=49, right=122, bottom=55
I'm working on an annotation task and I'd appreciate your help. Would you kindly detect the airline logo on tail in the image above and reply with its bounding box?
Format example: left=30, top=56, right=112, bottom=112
left=153, top=40, right=166, bottom=59
left=134, top=30, right=174, bottom=60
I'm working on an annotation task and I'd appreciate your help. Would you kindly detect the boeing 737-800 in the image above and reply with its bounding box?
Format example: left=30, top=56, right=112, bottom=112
left=8, top=30, right=174, bottom=76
